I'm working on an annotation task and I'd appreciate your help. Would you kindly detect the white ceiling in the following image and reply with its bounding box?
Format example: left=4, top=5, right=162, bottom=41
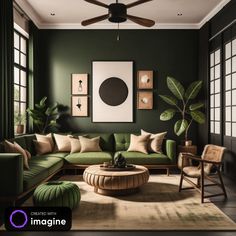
left=15, top=0, right=231, bottom=29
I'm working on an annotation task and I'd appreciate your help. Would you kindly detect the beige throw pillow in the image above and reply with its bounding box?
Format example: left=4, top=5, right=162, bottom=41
left=127, top=134, right=150, bottom=154
left=69, top=136, right=81, bottom=154
left=141, top=129, right=167, bottom=153
left=79, top=136, right=102, bottom=153
left=34, top=140, right=52, bottom=155
left=54, top=134, right=71, bottom=152
left=36, top=133, right=54, bottom=152
left=4, top=140, right=30, bottom=170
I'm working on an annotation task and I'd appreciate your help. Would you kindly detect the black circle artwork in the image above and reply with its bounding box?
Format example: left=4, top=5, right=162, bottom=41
left=99, top=77, right=128, bottom=106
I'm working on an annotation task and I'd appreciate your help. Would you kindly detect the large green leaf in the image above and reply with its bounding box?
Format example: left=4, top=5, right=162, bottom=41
left=174, top=119, right=188, bottom=136
left=189, top=102, right=204, bottom=111
left=160, top=109, right=176, bottom=121
left=190, top=111, right=205, bottom=124
left=185, top=81, right=203, bottom=100
left=39, top=96, right=47, bottom=106
left=159, top=95, right=178, bottom=106
left=167, top=77, right=185, bottom=100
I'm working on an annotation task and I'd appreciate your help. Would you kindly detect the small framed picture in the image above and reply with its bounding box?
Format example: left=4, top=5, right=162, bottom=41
left=71, top=96, right=88, bottom=117
left=71, top=74, right=88, bottom=95
left=137, top=91, right=153, bottom=110
left=137, top=70, right=153, bottom=89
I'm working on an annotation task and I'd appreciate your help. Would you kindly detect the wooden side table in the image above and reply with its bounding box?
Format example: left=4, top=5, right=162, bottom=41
left=177, top=145, right=197, bottom=169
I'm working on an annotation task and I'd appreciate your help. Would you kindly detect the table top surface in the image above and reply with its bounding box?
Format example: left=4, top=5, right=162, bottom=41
left=84, top=164, right=148, bottom=177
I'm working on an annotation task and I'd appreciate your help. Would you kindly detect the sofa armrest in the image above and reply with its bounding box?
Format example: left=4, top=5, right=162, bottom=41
left=166, top=140, right=176, bottom=164
left=0, top=153, right=24, bottom=197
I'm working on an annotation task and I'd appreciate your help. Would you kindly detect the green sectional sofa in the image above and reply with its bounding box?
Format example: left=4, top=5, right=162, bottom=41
left=0, top=133, right=176, bottom=204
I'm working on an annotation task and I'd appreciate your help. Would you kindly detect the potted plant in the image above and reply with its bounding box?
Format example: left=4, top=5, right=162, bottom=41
left=27, top=97, right=59, bottom=134
left=14, top=113, right=25, bottom=134
left=159, top=77, right=205, bottom=146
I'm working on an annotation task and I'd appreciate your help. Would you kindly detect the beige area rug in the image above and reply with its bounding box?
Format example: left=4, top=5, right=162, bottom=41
left=25, top=175, right=236, bottom=231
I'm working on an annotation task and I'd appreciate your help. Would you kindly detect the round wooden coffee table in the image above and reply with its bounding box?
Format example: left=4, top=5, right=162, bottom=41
left=83, top=165, right=149, bottom=195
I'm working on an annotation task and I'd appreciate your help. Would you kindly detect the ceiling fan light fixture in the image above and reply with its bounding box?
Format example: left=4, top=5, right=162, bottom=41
left=108, top=3, right=127, bottom=23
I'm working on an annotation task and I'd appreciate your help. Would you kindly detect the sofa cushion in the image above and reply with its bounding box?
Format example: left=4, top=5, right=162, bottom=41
left=24, top=134, right=37, bottom=155
left=114, top=151, right=171, bottom=165
left=65, top=152, right=112, bottom=165
left=40, top=153, right=69, bottom=159
left=13, top=136, right=27, bottom=149
left=79, top=136, right=102, bottom=153
left=127, top=134, right=150, bottom=154
left=24, top=156, right=64, bottom=190
left=114, top=133, right=131, bottom=151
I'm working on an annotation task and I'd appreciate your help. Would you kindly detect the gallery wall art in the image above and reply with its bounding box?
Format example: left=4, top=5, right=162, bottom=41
left=71, top=96, right=88, bottom=117
left=137, top=91, right=153, bottom=110
left=92, top=61, right=133, bottom=122
left=71, top=74, right=88, bottom=95
left=137, top=70, right=153, bottom=89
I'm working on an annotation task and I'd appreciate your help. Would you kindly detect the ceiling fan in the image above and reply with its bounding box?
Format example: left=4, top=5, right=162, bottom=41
left=81, top=0, right=155, bottom=27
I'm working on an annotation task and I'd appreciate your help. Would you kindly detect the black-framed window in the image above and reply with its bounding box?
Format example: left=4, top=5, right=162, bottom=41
left=224, top=37, right=236, bottom=137
left=14, top=30, right=28, bottom=134
left=210, top=48, right=221, bottom=135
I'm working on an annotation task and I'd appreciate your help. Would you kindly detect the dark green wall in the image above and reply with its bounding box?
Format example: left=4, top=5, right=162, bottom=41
left=36, top=29, right=198, bottom=142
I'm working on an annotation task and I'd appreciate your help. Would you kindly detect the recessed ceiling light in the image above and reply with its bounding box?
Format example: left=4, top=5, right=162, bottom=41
left=50, top=13, right=55, bottom=16
left=177, top=13, right=183, bottom=16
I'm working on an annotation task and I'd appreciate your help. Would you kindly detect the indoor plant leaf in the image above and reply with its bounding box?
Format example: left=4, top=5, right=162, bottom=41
left=160, top=109, right=176, bottom=121
left=189, top=102, right=204, bottom=111
left=174, top=119, right=188, bottom=136
left=185, top=80, right=203, bottom=101
left=39, top=96, right=47, bottom=107
left=167, top=77, right=185, bottom=100
left=159, top=95, right=178, bottom=106
left=190, top=110, right=205, bottom=124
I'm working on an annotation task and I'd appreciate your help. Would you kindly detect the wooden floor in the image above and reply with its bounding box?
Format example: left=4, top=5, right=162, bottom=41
left=1, top=172, right=236, bottom=236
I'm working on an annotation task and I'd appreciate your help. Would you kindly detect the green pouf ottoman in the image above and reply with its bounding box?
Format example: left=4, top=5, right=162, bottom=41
left=33, top=181, right=80, bottom=209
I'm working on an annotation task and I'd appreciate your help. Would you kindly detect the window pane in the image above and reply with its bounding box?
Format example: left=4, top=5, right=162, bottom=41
left=215, top=122, right=220, bottom=134
left=215, top=108, right=220, bottom=121
left=232, top=90, right=236, bottom=105
left=215, top=49, right=221, bottom=64
left=225, top=122, right=231, bottom=136
left=215, top=64, right=221, bottom=79
left=232, top=56, right=236, bottom=73
left=14, top=102, right=19, bottom=114
left=226, top=91, right=231, bottom=106
left=14, top=32, right=19, bottom=49
left=14, top=67, right=19, bottom=84
left=20, top=53, right=26, bottom=67
left=21, top=71, right=27, bottom=86
left=232, top=106, right=236, bottom=122
left=210, top=108, right=214, bottom=120
left=210, top=81, right=214, bottom=94
left=210, top=68, right=214, bottom=81
left=232, top=123, right=236, bottom=137
left=215, top=94, right=220, bottom=107
left=215, top=79, right=220, bottom=93
left=233, top=73, right=236, bottom=89
left=233, top=39, right=236, bottom=56
left=20, top=37, right=26, bottom=53
left=14, top=85, right=19, bottom=101
left=225, top=75, right=231, bottom=90
left=20, top=103, right=26, bottom=117
left=20, top=87, right=26, bottom=102
left=225, top=42, right=231, bottom=59
left=14, top=49, right=19, bottom=64
left=210, top=53, right=214, bottom=67
left=226, top=107, right=231, bottom=121
left=211, top=122, right=214, bottom=133
left=225, top=59, right=231, bottom=75
left=210, top=95, right=214, bottom=107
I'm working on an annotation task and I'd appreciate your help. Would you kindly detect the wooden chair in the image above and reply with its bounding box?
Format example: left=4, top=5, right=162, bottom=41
left=178, top=144, right=227, bottom=203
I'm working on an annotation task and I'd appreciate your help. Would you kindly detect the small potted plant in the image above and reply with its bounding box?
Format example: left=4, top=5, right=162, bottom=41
left=14, top=113, right=25, bottom=134
left=159, top=77, right=206, bottom=146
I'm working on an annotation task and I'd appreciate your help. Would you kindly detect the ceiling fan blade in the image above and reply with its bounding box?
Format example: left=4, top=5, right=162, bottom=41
left=126, top=0, right=153, bottom=8
left=126, top=14, right=155, bottom=27
left=84, top=0, right=108, bottom=8
left=81, top=14, right=109, bottom=26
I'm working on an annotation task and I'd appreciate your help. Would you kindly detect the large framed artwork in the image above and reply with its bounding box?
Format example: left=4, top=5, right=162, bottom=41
left=92, top=61, right=133, bottom=122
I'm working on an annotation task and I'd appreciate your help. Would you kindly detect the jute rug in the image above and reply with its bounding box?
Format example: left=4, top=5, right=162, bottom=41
left=25, top=175, right=236, bottom=231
